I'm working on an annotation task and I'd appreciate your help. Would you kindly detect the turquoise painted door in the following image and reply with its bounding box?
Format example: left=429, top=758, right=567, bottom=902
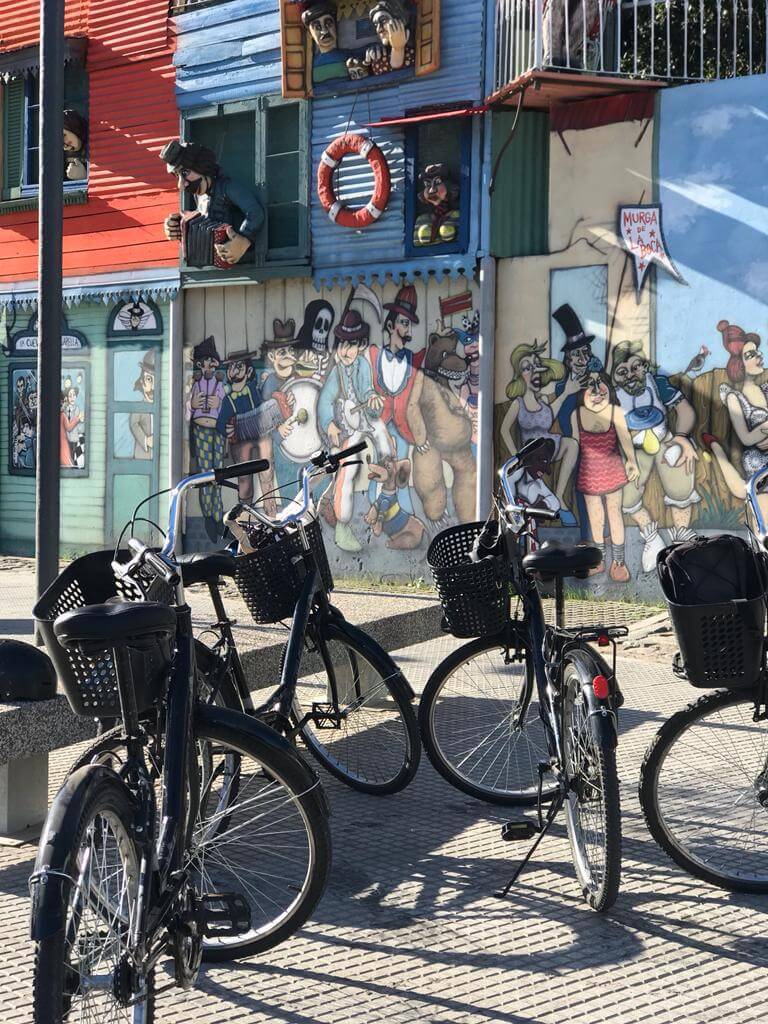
left=106, top=344, right=161, bottom=543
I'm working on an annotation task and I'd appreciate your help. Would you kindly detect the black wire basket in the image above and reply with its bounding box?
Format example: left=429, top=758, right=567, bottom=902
left=33, top=550, right=173, bottom=719
left=232, top=517, right=334, bottom=625
left=667, top=597, right=766, bottom=689
left=428, top=522, right=510, bottom=639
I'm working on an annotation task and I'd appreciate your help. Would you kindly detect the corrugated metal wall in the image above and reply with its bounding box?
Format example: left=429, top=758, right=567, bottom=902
left=173, top=0, right=281, bottom=108
left=490, top=110, right=549, bottom=259
left=0, top=0, right=179, bottom=284
left=0, top=0, right=86, bottom=50
left=311, top=0, right=486, bottom=282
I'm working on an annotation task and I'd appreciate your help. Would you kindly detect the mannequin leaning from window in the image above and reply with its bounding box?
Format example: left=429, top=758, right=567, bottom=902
left=160, top=139, right=265, bottom=266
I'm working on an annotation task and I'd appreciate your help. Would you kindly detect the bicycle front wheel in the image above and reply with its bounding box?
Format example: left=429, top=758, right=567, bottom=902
left=640, top=688, right=768, bottom=892
left=33, top=771, right=153, bottom=1023
left=291, top=622, right=420, bottom=795
left=419, top=635, right=556, bottom=806
left=562, top=655, right=621, bottom=912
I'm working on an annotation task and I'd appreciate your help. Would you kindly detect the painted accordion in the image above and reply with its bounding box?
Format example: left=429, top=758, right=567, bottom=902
left=181, top=214, right=233, bottom=269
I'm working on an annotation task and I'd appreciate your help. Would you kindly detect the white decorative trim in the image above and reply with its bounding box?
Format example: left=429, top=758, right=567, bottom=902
left=366, top=201, right=384, bottom=220
left=321, top=151, right=339, bottom=170
left=359, top=139, right=375, bottom=159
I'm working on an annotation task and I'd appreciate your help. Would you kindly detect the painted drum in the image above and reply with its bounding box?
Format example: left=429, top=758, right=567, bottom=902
left=279, top=377, right=323, bottom=464
left=625, top=405, right=665, bottom=432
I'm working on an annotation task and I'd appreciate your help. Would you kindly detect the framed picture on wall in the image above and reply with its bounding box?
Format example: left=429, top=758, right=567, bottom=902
left=60, top=365, right=89, bottom=477
left=9, top=364, right=38, bottom=476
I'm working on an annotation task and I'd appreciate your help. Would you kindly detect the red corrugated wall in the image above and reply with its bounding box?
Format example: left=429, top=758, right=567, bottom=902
left=0, top=0, right=179, bottom=284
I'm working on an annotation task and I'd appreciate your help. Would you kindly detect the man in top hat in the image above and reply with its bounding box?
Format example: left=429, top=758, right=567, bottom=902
left=318, top=311, right=390, bottom=552
left=216, top=338, right=294, bottom=506
left=610, top=338, right=699, bottom=572
left=188, top=336, right=227, bottom=539
left=551, top=303, right=602, bottom=437
left=302, top=2, right=350, bottom=83
left=160, top=139, right=265, bottom=266
left=129, top=350, right=156, bottom=462
left=369, top=284, right=423, bottom=516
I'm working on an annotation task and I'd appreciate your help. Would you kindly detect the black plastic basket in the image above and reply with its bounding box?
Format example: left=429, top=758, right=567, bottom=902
left=232, top=518, right=334, bottom=625
left=427, top=522, right=509, bottom=639
left=667, top=597, right=766, bottom=689
left=33, top=550, right=173, bottom=719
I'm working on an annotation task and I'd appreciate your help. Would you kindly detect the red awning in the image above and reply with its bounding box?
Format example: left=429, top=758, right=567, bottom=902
left=366, top=105, right=489, bottom=129
left=550, top=91, right=656, bottom=133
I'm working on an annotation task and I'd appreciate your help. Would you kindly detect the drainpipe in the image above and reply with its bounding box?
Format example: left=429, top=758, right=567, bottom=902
left=168, top=293, right=184, bottom=491
left=477, top=255, right=496, bottom=518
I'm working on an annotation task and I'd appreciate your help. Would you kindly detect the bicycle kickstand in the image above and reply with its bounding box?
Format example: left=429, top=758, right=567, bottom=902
left=494, top=763, right=565, bottom=899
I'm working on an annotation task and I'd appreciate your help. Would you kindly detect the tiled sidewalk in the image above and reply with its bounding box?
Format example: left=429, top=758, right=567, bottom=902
left=2, top=637, right=766, bottom=1023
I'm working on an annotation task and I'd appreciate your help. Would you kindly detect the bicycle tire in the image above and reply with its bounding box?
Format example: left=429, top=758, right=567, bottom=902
left=33, top=771, right=154, bottom=1023
left=561, top=653, right=621, bottom=912
left=639, top=687, right=768, bottom=893
left=69, top=709, right=332, bottom=960
left=289, top=621, right=421, bottom=795
left=419, top=634, right=557, bottom=806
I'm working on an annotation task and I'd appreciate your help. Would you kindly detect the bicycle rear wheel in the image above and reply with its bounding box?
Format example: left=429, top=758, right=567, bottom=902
left=562, top=655, right=621, bottom=912
left=419, top=635, right=556, bottom=806
left=291, top=622, right=420, bottom=795
left=33, top=771, right=153, bottom=1023
left=640, top=687, right=768, bottom=892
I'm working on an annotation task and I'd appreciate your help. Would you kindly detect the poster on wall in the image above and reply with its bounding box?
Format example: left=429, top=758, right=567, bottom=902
left=107, top=299, right=163, bottom=338
left=618, top=204, right=684, bottom=298
left=9, top=365, right=88, bottom=476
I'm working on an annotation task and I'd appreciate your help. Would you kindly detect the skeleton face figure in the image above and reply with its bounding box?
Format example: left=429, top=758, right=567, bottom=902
left=312, top=310, right=333, bottom=351
left=299, top=300, right=335, bottom=355
left=308, top=13, right=337, bottom=53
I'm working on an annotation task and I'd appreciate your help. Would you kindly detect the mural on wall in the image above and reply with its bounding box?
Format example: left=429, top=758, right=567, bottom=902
left=160, top=140, right=265, bottom=269
left=112, top=349, right=157, bottom=461
left=183, top=278, right=479, bottom=560
left=107, top=299, right=163, bottom=337
left=493, top=76, right=768, bottom=595
left=9, top=365, right=88, bottom=475
left=60, top=368, right=87, bottom=470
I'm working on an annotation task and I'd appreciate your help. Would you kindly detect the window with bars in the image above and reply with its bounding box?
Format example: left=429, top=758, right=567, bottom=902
left=183, top=96, right=309, bottom=266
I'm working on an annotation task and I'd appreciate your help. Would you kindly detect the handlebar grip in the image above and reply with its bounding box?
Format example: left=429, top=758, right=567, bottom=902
left=334, top=441, right=368, bottom=462
left=214, top=460, right=270, bottom=484
left=145, top=550, right=180, bottom=587
left=524, top=507, right=559, bottom=522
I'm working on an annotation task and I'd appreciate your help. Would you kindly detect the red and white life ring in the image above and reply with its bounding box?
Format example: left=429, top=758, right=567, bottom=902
left=317, top=133, right=391, bottom=229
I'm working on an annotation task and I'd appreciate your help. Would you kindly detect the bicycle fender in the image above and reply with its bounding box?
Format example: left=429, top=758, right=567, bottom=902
left=327, top=619, right=417, bottom=702
left=567, top=649, right=618, bottom=751
left=195, top=704, right=329, bottom=814
left=30, top=764, right=124, bottom=942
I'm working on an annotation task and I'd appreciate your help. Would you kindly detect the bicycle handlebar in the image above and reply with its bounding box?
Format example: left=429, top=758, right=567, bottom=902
left=214, top=459, right=270, bottom=485
left=310, top=441, right=367, bottom=471
left=112, top=537, right=180, bottom=592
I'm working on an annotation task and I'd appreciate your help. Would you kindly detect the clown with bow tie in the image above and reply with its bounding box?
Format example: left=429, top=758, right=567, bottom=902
left=368, top=286, right=425, bottom=518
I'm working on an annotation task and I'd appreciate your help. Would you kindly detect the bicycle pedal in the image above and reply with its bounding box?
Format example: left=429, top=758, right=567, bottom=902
left=198, top=892, right=251, bottom=938
left=501, top=819, right=538, bottom=842
left=311, top=702, right=343, bottom=729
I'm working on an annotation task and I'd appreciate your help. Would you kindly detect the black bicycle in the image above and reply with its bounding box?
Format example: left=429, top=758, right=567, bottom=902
left=29, top=459, right=331, bottom=1022
left=419, top=438, right=624, bottom=911
left=175, top=443, right=421, bottom=796
left=639, top=464, right=768, bottom=893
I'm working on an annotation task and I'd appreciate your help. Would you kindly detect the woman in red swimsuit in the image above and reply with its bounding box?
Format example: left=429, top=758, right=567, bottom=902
left=571, top=371, right=640, bottom=582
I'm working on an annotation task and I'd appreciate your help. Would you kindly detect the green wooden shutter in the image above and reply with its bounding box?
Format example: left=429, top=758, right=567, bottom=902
left=490, top=111, right=550, bottom=259
left=262, top=98, right=308, bottom=264
left=3, top=78, right=25, bottom=200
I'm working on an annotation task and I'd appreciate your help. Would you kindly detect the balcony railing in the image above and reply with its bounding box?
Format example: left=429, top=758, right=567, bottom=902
left=493, top=1, right=767, bottom=95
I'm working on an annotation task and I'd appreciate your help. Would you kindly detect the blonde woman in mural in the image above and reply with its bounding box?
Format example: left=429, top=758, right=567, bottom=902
left=571, top=370, right=640, bottom=582
left=500, top=341, right=578, bottom=526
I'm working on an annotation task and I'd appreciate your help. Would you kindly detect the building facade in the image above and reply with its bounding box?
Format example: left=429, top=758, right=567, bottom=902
left=0, top=0, right=179, bottom=553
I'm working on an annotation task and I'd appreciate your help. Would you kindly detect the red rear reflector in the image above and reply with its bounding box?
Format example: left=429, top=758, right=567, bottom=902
left=598, top=633, right=610, bottom=647
left=592, top=675, right=610, bottom=700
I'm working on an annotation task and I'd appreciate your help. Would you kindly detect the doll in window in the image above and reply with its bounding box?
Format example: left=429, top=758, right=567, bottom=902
left=413, top=163, right=461, bottom=247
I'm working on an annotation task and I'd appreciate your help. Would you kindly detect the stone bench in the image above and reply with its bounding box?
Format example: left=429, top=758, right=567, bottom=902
left=0, top=695, right=97, bottom=835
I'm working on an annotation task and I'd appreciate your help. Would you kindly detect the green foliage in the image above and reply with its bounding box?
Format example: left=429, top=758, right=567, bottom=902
left=695, top=491, right=744, bottom=530
left=622, top=0, right=767, bottom=80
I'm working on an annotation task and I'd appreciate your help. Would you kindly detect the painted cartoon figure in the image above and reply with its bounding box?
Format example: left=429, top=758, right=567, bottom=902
left=717, top=321, right=768, bottom=477
left=217, top=346, right=294, bottom=506
left=161, top=139, right=264, bottom=267
left=62, top=108, right=87, bottom=181
left=366, top=0, right=415, bottom=74
left=318, top=311, right=390, bottom=553
left=571, top=370, right=639, bottom=582
left=551, top=303, right=601, bottom=436
left=500, top=341, right=579, bottom=526
left=15, top=386, right=37, bottom=471
left=369, top=285, right=424, bottom=519
left=260, top=320, right=306, bottom=501
left=413, top=164, right=461, bottom=247
left=297, top=299, right=335, bottom=361
left=407, top=327, right=477, bottom=526
left=302, top=2, right=352, bottom=83
left=507, top=439, right=562, bottom=516
left=188, top=336, right=227, bottom=540
left=364, top=456, right=425, bottom=550
left=611, top=339, right=699, bottom=571
left=60, top=385, right=84, bottom=469
left=129, top=351, right=155, bottom=461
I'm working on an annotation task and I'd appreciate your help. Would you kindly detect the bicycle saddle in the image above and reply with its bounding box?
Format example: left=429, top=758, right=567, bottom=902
left=522, top=542, right=603, bottom=580
left=54, top=601, right=176, bottom=651
left=176, top=550, right=236, bottom=587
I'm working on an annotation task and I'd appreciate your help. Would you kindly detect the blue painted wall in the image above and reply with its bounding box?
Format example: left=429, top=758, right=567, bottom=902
left=310, top=0, right=487, bottom=283
left=174, top=0, right=281, bottom=109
